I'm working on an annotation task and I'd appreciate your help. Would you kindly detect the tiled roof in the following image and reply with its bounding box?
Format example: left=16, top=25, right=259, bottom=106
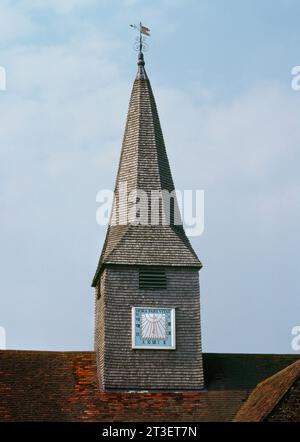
left=92, top=53, right=201, bottom=286
left=234, top=358, right=300, bottom=422
left=0, top=350, right=298, bottom=422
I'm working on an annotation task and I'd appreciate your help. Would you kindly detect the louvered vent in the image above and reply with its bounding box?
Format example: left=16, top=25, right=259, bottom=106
left=139, top=268, right=167, bottom=289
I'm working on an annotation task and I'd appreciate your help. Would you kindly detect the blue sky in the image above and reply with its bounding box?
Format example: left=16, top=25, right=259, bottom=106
left=0, top=0, right=300, bottom=353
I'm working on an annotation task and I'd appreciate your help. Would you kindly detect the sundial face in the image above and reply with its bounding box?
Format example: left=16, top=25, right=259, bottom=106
left=132, top=307, right=176, bottom=349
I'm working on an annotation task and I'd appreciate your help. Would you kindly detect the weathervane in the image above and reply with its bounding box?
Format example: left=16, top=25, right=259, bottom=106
left=130, top=22, right=151, bottom=53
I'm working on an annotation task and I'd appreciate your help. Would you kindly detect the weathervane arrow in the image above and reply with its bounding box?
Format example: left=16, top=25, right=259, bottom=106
left=140, top=25, right=150, bottom=36
left=130, top=22, right=151, bottom=53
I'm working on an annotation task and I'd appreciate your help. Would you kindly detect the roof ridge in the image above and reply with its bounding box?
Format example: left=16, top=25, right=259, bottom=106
left=233, top=358, right=300, bottom=422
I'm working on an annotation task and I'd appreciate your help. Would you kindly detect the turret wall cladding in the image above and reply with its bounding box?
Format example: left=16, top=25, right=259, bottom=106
left=94, top=266, right=204, bottom=390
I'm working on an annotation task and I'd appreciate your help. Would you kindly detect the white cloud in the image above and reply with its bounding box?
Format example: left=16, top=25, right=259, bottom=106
left=158, top=81, right=300, bottom=182
left=20, top=0, right=98, bottom=14
left=0, top=0, right=35, bottom=43
left=122, top=0, right=140, bottom=6
left=0, top=30, right=128, bottom=206
left=0, top=27, right=130, bottom=349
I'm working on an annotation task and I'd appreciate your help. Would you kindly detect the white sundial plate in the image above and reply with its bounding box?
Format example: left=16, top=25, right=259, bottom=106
left=132, top=307, right=176, bottom=350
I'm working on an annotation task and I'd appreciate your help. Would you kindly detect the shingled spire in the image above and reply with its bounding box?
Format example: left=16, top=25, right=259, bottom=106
left=92, top=49, right=201, bottom=287
left=94, top=41, right=204, bottom=391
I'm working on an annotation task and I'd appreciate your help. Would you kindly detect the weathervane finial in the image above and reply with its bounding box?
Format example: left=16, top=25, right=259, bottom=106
left=130, top=22, right=151, bottom=55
